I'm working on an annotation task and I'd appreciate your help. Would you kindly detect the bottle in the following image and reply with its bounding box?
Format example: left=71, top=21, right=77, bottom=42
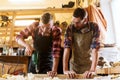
left=5, top=46, right=9, bottom=55
left=2, top=45, right=6, bottom=55
left=17, top=47, right=21, bottom=56
left=21, top=47, right=25, bottom=56
left=9, top=46, right=13, bottom=56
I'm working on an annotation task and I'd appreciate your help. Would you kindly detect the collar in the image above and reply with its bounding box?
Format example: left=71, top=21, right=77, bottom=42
left=72, top=23, right=90, bottom=33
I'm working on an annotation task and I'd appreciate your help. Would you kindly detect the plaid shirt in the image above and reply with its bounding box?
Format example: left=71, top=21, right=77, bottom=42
left=64, top=22, right=100, bottom=49
left=16, top=22, right=62, bottom=58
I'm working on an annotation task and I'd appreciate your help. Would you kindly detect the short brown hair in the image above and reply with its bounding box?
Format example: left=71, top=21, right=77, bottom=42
left=41, top=12, right=53, bottom=24
left=73, top=8, right=86, bottom=20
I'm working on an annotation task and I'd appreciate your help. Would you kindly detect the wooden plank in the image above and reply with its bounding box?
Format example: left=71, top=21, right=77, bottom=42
left=96, top=66, right=120, bottom=74
left=0, top=8, right=75, bottom=16
left=9, top=14, right=16, bottom=47
left=34, top=74, right=84, bottom=79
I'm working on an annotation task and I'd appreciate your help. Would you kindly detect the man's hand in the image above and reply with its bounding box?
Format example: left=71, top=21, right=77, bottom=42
left=25, top=44, right=34, bottom=56
left=47, top=71, right=57, bottom=78
left=83, top=70, right=96, bottom=78
left=64, top=71, right=77, bottom=79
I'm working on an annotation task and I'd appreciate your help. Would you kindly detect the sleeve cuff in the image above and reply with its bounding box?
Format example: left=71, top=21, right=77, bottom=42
left=52, top=52, right=60, bottom=58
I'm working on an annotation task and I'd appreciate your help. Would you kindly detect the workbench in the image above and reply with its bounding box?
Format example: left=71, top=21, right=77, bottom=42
left=0, top=55, right=30, bottom=75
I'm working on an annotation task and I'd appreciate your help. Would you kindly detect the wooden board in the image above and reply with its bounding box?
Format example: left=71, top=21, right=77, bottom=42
left=96, top=66, right=120, bottom=74
left=34, top=74, right=94, bottom=79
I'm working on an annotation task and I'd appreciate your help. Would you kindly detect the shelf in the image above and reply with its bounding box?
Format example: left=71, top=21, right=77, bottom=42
left=0, top=8, right=75, bottom=15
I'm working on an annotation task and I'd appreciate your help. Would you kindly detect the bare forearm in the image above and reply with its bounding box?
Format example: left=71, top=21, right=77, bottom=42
left=52, top=57, right=59, bottom=72
left=90, top=49, right=99, bottom=71
left=17, top=38, right=28, bottom=47
left=63, top=48, right=70, bottom=72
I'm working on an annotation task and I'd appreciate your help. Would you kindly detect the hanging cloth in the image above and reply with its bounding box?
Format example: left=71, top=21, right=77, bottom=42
left=85, top=5, right=107, bottom=44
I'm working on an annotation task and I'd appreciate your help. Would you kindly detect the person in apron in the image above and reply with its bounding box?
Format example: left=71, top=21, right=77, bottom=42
left=16, top=12, right=61, bottom=77
left=63, top=8, right=100, bottom=78
left=28, top=28, right=53, bottom=74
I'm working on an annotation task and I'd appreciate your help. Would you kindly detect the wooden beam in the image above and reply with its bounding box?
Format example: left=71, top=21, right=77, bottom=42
left=0, top=8, right=75, bottom=16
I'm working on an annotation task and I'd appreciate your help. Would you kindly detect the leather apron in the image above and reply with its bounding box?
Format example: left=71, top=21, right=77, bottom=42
left=28, top=28, right=53, bottom=74
left=70, top=28, right=93, bottom=74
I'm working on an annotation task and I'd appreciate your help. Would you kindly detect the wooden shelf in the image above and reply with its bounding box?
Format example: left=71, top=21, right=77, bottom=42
left=0, top=8, right=75, bottom=15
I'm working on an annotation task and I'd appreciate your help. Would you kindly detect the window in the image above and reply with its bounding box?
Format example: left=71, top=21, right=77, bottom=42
left=111, top=0, right=120, bottom=46
left=15, top=20, right=35, bottom=26
left=15, top=15, right=40, bottom=26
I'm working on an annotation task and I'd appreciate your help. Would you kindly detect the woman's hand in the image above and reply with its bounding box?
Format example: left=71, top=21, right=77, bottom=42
left=47, top=71, right=57, bottom=78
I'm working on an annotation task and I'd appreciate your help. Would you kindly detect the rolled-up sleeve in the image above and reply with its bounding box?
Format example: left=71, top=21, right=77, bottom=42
left=52, top=27, right=62, bottom=58
left=91, top=23, right=100, bottom=49
left=64, top=26, right=72, bottom=49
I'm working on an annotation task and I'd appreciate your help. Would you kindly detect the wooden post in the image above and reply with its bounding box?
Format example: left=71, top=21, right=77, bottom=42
left=9, top=12, right=16, bottom=47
